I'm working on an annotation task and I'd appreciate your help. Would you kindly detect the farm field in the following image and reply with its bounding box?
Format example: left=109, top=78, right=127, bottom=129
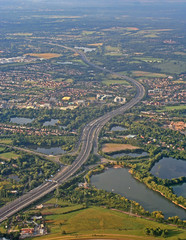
left=131, top=71, right=167, bottom=78
left=87, top=43, right=103, bottom=46
left=154, top=60, right=186, bottom=74
left=25, top=53, right=62, bottom=59
left=133, top=57, right=163, bottom=63
left=29, top=205, right=186, bottom=240
left=102, top=79, right=129, bottom=86
left=102, top=144, right=140, bottom=153
left=105, top=52, right=123, bottom=56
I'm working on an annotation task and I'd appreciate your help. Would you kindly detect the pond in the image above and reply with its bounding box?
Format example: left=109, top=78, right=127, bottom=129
left=30, top=146, right=66, bottom=155
left=91, top=168, right=186, bottom=219
left=111, top=126, right=128, bottom=131
left=43, top=119, right=59, bottom=126
left=150, top=157, right=186, bottom=179
left=111, top=151, right=148, bottom=158
left=172, top=183, right=186, bottom=198
left=10, top=117, right=34, bottom=125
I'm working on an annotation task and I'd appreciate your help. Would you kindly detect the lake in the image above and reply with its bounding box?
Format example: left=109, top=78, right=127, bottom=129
left=111, top=151, right=148, bottom=158
left=10, top=117, right=34, bottom=125
left=31, top=146, right=66, bottom=155
left=150, top=157, right=186, bottom=179
left=91, top=168, right=186, bottom=219
left=43, top=119, right=59, bottom=126
left=111, top=126, right=128, bottom=131
left=172, top=183, right=186, bottom=198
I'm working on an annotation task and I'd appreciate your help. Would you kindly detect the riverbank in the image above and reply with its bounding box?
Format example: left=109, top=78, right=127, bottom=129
left=90, top=166, right=186, bottom=220
left=128, top=169, right=186, bottom=211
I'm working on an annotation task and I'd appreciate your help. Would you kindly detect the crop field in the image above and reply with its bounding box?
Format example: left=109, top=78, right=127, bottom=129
left=29, top=206, right=186, bottom=240
left=25, top=53, right=62, bottom=59
left=102, top=144, right=140, bottom=153
left=87, top=43, right=103, bottom=46
left=132, top=71, right=167, bottom=78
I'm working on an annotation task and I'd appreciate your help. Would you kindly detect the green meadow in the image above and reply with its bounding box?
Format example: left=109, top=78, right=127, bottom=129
left=28, top=203, right=186, bottom=240
left=0, top=151, right=20, bottom=161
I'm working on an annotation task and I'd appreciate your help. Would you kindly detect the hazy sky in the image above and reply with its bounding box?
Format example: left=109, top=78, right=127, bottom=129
left=1, top=0, right=186, bottom=3
left=0, top=0, right=186, bottom=9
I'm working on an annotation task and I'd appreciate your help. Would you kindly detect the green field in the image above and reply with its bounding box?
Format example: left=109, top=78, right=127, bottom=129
left=0, top=139, right=13, bottom=144
left=0, top=147, right=5, bottom=152
left=132, top=71, right=167, bottom=78
left=105, top=52, right=123, bottom=56
left=0, top=151, right=20, bottom=160
left=158, top=105, right=186, bottom=112
left=154, top=60, right=186, bottom=74
left=28, top=204, right=186, bottom=240
left=134, top=57, right=163, bottom=63
left=102, top=79, right=129, bottom=86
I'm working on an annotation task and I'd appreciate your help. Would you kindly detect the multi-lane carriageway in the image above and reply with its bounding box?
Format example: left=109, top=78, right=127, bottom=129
left=0, top=45, right=145, bottom=223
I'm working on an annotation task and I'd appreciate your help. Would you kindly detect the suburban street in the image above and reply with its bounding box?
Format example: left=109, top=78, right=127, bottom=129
left=0, top=44, right=145, bottom=223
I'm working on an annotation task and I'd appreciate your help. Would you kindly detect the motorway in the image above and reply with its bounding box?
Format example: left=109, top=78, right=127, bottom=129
left=0, top=44, right=145, bottom=223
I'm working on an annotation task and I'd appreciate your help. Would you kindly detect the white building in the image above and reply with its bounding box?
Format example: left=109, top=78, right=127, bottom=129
left=114, top=96, right=126, bottom=103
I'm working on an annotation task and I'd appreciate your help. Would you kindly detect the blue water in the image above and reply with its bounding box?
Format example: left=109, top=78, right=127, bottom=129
left=91, top=168, right=186, bottom=219
left=150, top=157, right=186, bottom=179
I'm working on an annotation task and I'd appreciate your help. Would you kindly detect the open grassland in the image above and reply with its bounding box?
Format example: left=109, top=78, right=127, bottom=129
left=102, top=79, right=129, bottom=86
left=105, top=52, right=123, bottom=56
left=154, top=60, right=186, bottom=74
left=29, top=206, right=186, bottom=240
left=0, top=139, right=13, bottom=144
left=132, top=71, right=167, bottom=78
left=0, top=147, right=5, bottom=152
left=158, top=105, right=186, bottom=112
left=102, top=144, right=140, bottom=153
left=25, top=53, right=62, bottom=59
left=105, top=46, right=120, bottom=52
left=0, top=151, right=20, bottom=161
left=133, top=57, right=163, bottom=63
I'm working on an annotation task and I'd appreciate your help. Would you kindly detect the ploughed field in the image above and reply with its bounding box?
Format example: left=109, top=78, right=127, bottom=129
left=102, top=144, right=140, bottom=153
